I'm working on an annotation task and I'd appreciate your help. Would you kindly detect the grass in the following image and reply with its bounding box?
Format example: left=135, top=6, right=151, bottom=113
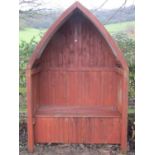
left=105, top=21, right=135, bottom=33
left=19, top=21, right=135, bottom=43
left=19, top=28, right=46, bottom=43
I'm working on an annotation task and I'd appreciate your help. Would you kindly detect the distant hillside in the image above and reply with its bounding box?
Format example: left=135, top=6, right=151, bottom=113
left=19, top=21, right=134, bottom=42
left=94, top=5, right=135, bottom=24
left=19, top=5, right=135, bottom=30
left=19, top=9, right=62, bottom=30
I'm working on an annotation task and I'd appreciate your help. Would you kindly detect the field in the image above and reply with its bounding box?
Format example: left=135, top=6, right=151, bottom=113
left=19, top=28, right=46, bottom=43
left=105, top=21, right=134, bottom=33
left=19, top=21, right=134, bottom=42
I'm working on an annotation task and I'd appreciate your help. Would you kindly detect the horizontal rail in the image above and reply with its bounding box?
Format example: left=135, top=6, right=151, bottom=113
left=31, top=67, right=123, bottom=75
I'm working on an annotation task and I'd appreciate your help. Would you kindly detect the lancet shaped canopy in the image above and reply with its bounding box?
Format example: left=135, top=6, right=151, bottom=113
left=27, top=1, right=128, bottom=70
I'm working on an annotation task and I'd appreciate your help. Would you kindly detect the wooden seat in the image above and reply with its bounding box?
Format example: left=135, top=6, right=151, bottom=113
left=35, top=105, right=121, bottom=118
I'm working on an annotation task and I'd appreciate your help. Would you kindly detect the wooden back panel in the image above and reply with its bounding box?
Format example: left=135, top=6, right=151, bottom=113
left=38, top=70, right=119, bottom=106
left=40, top=11, right=117, bottom=68
left=36, top=11, right=120, bottom=107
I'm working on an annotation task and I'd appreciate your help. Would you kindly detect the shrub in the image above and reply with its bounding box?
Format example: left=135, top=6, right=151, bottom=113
left=19, top=37, right=37, bottom=97
left=112, top=33, right=135, bottom=98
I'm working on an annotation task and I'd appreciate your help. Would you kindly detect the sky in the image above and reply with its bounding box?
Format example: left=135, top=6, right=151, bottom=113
left=21, top=0, right=135, bottom=11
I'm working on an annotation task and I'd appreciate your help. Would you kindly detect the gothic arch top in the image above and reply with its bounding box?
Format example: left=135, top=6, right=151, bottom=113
left=27, top=1, right=128, bottom=70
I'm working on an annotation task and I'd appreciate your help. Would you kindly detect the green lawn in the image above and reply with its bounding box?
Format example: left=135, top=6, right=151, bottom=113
left=19, top=28, right=46, bottom=43
left=105, top=21, right=135, bottom=33
left=19, top=21, right=135, bottom=43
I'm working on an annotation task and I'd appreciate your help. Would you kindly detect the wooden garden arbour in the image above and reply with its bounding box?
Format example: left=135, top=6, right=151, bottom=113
left=26, top=2, right=128, bottom=153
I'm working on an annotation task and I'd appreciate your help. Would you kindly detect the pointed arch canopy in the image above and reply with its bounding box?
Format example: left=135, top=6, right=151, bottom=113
left=27, top=1, right=128, bottom=70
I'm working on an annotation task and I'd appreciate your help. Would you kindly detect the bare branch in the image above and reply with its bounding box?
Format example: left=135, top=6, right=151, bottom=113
left=104, top=0, right=127, bottom=25
left=19, top=0, right=42, bottom=4
left=93, top=0, right=109, bottom=13
left=19, top=0, right=43, bottom=11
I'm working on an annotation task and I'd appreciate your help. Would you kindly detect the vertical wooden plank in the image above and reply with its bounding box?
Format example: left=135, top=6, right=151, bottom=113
left=48, top=71, right=52, bottom=105
left=52, top=71, right=56, bottom=105
left=120, top=70, right=128, bottom=153
left=113, top=72, right=116, bottom=106
left=101, top=71, right=104, bottom=106
left=67, top=72, right=76, bottom=105
left=62, top=118, right=67, bottom=143
left=39, top=71, right=49, bottom=105
left=113, top=118, right=121, bottom=143
left=94, top=118, right=100, bottom=143
left=117, top=74, right=123, bottom=112
left=26, top=69, right=34, bottom=152
left=99, top=71, right=102, bottom=105
left=49, top=117, right=54, bottom=141
left=90, top=118, right=95, bottom=143
left=109, top=72, right=113, bottom=105
left=89, top=23, right=93, bottom=67
left=77, top=118, right=81, bottom=142
left=49, top=71, right=53, bottom=105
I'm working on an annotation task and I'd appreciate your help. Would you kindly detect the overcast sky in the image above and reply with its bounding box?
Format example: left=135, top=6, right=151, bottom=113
left=21, top=0, right=134, bottom=11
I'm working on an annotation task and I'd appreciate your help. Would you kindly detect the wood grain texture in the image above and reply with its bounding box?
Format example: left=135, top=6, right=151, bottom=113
left=26, top=69, right=34, bottom=152
left=35, top=105, right=121, bottom=117
left=120, top=70, right=129, bottom=153
left=39, top=70, right=119, bottom=106
left=34, top=117, right=121, bottom=144
left=40, top=11, right=117, bottom=69
left=26, top=2, right=128, bottom=153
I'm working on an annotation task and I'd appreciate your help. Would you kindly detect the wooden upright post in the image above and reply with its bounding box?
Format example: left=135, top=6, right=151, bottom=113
left=120, top=70, right=128, bottom=153
left=26, top=69, right=34, bottom=152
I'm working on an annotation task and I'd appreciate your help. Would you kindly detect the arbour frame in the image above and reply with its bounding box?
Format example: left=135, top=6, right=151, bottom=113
left=26, top=2, right=128, bottom=153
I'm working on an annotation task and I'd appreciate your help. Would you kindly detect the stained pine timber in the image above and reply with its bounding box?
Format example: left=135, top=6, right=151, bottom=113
left=26, top=1, right=128, bottom=153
